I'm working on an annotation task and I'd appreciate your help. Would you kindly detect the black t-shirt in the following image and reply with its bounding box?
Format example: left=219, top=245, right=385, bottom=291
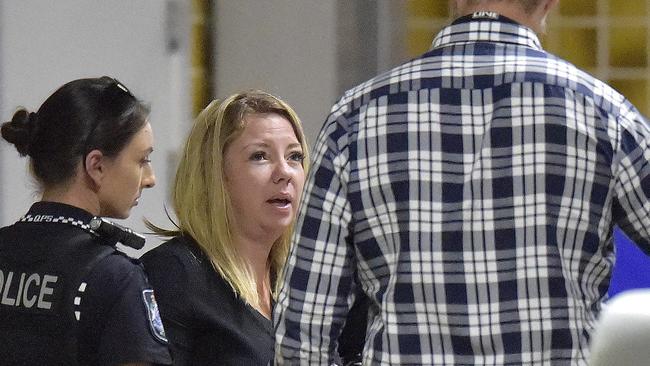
left=0, top=201, right=172, bottom=365
left=141, top=235, right=274, bottom=366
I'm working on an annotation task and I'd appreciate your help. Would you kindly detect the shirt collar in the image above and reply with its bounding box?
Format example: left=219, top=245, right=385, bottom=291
left=22, top=201, right=95, bottom=224
left=430, top=12, right=543, bottom=51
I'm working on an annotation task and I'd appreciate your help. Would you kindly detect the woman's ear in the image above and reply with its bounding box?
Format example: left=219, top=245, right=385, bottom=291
left=84, top=149, right=105, bottom=187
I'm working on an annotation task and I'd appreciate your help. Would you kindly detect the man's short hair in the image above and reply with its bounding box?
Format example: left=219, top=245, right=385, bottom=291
left=465, top=0, right=542, bottom=14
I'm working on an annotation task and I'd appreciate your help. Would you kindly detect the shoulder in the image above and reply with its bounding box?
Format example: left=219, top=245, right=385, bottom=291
left=141, top=236, right=239, bottom=327
left=143, top=236, right=239, bottom=296
left=141, top=235, right=204, bottom=275
left=84, top=251, right=149, bottom=297
left=78, top=251, right=173, bottom=365
left=78, top=251, right=153, bottom=335
left=509, top=51, right=645, bottom=137
left=483, top=47, right=638, bottom=119
left=140, top=236, right=205, bottom=309
left=142, top=235, right=234, bottom=293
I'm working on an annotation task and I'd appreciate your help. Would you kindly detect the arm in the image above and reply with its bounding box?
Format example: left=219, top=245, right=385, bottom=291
left=275, top=107, right=357, bottom=365
left=141, top=246, right=196, bottom=366
left=612, top=112, right=650, bottom=251
left=154, top=312, right=194, bottom=365
left=83, top=257, right=172, bottom=365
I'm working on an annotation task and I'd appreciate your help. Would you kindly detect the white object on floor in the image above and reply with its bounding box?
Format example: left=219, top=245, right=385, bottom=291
left=589, top=289, right=650, bottom=366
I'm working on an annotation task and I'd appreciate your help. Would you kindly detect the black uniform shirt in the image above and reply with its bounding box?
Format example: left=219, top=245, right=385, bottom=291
left=141, top=235, right=274, bottom=366
left=78, top=249, right=172, bottom=365
left=0, top=201, right=172, bottom=365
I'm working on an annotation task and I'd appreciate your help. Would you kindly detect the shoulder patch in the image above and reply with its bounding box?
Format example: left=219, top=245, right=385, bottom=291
left=142, top=289, right=168, bottom=343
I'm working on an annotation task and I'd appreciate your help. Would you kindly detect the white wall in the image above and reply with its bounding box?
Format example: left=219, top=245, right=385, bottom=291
left=0, top=0, right=192, bottom=255
left=213, top=0, right=340, bottom=145
left=0, top=0, right=407, bottom=256
left=213, top=0, right=407, bottom=146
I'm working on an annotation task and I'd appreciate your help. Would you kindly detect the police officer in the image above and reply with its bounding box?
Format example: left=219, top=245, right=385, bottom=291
left=0, top=77, right=172, bottom=365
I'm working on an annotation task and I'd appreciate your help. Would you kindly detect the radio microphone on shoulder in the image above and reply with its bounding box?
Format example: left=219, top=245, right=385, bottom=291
left=89, top=217, right=146, bottom=250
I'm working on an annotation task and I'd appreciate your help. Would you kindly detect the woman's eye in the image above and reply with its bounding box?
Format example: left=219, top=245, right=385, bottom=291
left=289, top=151, right=304, bottom=162
left=141, top=157, right=152, bottom=165
left=250, top=152, right=266, bottom=161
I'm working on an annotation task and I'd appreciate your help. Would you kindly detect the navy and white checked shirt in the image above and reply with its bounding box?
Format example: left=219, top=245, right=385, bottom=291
left=274, top=15, right=650, bottom=365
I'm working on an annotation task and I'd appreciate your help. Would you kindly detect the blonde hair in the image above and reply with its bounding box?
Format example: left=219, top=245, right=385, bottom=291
left=153, top=90, right=309, bottom=308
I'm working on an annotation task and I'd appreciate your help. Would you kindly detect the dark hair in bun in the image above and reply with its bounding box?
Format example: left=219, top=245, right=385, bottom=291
left=1, top=109, right=39, bottom=156
left=0, top=76, right=150, bottom=188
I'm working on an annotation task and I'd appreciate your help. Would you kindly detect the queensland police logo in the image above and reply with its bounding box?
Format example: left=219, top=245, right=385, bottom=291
left=142, top=289, right=168, bottom=343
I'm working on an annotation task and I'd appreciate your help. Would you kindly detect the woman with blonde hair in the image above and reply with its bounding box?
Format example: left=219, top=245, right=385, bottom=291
left=142, top=90, right=309, bottom=365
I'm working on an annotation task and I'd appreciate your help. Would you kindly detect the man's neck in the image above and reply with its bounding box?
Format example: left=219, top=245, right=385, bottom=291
left=455, top=1, right=543, bottom=34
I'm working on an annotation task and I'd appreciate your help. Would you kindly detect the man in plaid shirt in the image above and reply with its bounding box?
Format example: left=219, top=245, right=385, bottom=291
left=275, top=0, right=650, bottom=364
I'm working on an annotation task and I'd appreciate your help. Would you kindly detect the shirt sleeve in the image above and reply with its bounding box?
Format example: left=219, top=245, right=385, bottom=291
left=141, top=246, right=196, bottom=366
left=612, top=111, right=650, bottom=252
left=80, top=255, right=172, bottom=365
left=274, top=102, right=357, bottom=365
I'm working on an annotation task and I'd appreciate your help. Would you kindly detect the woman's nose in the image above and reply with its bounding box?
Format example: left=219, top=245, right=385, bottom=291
left=272, top=161, right=291, bottom=184
left=142, top=165, right=156, bottom=188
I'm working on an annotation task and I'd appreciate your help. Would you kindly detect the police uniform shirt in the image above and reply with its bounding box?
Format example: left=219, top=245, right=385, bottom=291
left=0, top=201, right=172, bottom=365
left=141, top=235, right=274, bottom=366
left=77, top=244, right=172, bottom=365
